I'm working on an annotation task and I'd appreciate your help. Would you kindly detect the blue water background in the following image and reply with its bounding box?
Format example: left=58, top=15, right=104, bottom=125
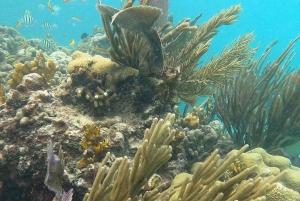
left=1, top=0, right=300, bottom=65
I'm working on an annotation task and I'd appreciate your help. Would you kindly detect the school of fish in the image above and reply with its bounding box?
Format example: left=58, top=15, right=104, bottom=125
left=14, top=0, right=90, bottom=49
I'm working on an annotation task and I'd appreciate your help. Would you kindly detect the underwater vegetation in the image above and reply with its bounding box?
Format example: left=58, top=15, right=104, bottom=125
left=0, top=0, right=300, bottom=201
left=214, top=37, right=300, bottom=152
left=97, top=0, right=253, bottom=106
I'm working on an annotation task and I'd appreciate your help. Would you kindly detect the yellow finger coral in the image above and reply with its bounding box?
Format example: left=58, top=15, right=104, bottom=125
left=7, top=50, right=58, bottom=88
left=77, top=124, right=109, bottom=169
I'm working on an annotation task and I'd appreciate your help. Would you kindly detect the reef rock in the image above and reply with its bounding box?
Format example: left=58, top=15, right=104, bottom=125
left=21, top=73, right=45, bottom=91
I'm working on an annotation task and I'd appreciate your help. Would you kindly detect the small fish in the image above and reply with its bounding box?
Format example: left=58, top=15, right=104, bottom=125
left=48, top=0, right=55, bottom=12
left=63, top=0, right=73, bottom=3
left=41, top=39, right=52, bottom=49
left=15, top=20, right=22, bottom=29
left=65, top=33, right=68, bottom=37
left=82, top=0, right=87, bottom=3
left=93, top=46, right=109, bottom=54
left=23, top=14, right=34, bottom=26
left=46, top=33, right=52, bottom=39
left=81, top=33, right=89, bottom=39
left=68, top=39, right=75, bottom=46
left=43, top=22, right=52, bottom=29
left=71, top=16, right=82, bottom=22
left=24, top=9, right=31, bottom=15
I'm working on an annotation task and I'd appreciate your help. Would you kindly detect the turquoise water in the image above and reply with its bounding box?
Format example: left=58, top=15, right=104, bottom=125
left=1, top=0, right=300, bottom=66
left=172, top=0, right=300, bottom=68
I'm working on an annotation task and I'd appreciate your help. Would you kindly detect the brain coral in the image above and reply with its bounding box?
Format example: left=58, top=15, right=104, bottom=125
left=266, top=183, right=300, bottom=201
left=228, top=147, right=300, bottom=192
left=67, top=51, right=138, bottom=90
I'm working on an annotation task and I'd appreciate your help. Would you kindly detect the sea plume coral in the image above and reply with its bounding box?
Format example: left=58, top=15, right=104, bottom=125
left=82, top=114, right=286, bottom=201
left=214, top=36, right=300, bottom=151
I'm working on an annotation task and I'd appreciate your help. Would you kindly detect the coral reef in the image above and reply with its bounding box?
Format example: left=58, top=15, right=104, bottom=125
left=66, top=51, right=144, bottom=111
left=181, top=120, right=232, bottom=170
left=77, top=124, right=109, bottom=169
left=266, top=183, right=300, bottom=201
left=0, top=26, right=25, bottom=55
left=7, top=50, right=58, bottom=88
left=0, top=80, right=155, bottom=200
left=45, top=139, right=70, bottom=200
left=227, top=148, right=300, bottom=192
left=0, top=1, right=300, bottom=201
left=82, top=118, right=287, bottom=201
left=98, top=1, right=255, bottom=107
left=67, top=51, right=138, bottom=91
left=0, top=48, right=14, bottom=85
left=83, top=113, right=176, bottom=201
left=76, top=27, right=110, bottom=57
left=0, top=84, right=5, bottom=104
left=49, top=51, right=71, bottom=74
left=169, top=145, right=286, bottom=201
left=48, top=51, right=70, bottom=86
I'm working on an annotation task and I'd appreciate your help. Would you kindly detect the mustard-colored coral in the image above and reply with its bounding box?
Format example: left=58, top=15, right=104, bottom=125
left=41, top=60, right=58, bottom=83
left=0, top=84, right=6, bottom=104
left=7, top=62, right=31, bottom=88
left=182, top=113, right=199, bottom=129
left=67, top=51, right=93, bottom=73
left=77, top=124, right=109, bottom=169
left=67, top=51, right=138, bottom=91
left=7, top=50, right=58, bottom=88
left=221, top=158, right=247, bottom=181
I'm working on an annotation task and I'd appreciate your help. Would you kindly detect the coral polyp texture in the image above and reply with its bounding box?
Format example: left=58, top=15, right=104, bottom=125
left=67, top=51, right=138, bottom=91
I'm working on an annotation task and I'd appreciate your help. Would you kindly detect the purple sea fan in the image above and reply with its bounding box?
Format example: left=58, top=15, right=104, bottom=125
left=45, top=139, right=72, bottom=201
left=61, top=189, right=73, bottom=201
left=149, top=0, right=169, bottom=28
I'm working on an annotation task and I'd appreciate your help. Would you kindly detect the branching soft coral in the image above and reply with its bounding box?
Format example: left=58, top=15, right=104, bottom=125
left=214, top=36, right=300, bottom=151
